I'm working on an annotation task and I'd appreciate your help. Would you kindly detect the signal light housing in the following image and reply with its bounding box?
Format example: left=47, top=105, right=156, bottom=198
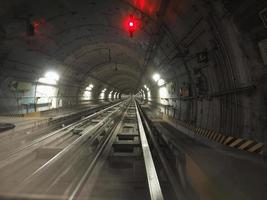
left=128, top=15, right=136, bottom=38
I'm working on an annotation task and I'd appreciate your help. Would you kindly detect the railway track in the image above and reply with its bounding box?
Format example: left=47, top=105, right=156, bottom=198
left=0, top=98, right=175, bottom=200
left=0, top=101, right=121, bottom=162
left=0, top=101, right=120, bottom=159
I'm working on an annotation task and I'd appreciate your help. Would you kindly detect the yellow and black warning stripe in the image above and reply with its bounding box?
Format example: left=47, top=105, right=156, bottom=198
left=161, top=114, right=264, bottom=155
left=187, top=125, right=263, bottom=155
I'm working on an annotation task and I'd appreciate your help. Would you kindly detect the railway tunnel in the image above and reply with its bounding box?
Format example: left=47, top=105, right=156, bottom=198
left=0, top=0, right=266, bottom=199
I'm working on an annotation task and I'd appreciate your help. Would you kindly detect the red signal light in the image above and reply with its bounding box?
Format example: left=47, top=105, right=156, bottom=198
left=127, top=15, right=137, bottom=38
left=124, top=14, right=140, bottom=38
left=129, top=21, right=134, bottom=27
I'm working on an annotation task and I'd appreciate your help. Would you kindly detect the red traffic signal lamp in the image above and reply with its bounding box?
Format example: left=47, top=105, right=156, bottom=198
left=129, top=21, right=134, bottom=27
left=128, top=15, right=137, bottom=38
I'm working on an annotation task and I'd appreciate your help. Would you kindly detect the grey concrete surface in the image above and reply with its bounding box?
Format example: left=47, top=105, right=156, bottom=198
left=153, top=121, right=267, bottom=200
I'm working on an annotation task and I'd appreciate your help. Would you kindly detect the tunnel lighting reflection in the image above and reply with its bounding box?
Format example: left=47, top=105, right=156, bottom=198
left=117, top=93, right=120, bottom=98
left=152, top=73, right=160, bottom=82
left=44, top=71, right=59, bottom=81
left=159, top=86, right=168, bottom=101
left=159, top=86, right=168, bottom=105
left=147, top=90, right=151, bottom=100
left=38, top=71, right=60, bottom=85
left=38, top=77, right=57, bottom=85
left=86, top=84, right=94, bottom=91
left=36, top=71, right=60, bottom=110
left=157, top=79, right=165, bottom=86
left=133, top=0, right=159, bottom=15
left=83, top=90, right=92, bottom=100
left=144, top=85, right=150, bottom=92
left=100, top=89, right=107, bottom=99
left=108, top=91, right=113, bottom=99
left=139, top=89, right=146, bottom=99
left=86, top=86, right=92, bottom=91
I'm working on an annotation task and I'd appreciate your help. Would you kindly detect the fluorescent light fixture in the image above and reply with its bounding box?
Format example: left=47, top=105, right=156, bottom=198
left=157, top=79, right=165, bottom=86
left=152, top=73, right=160, bottom=82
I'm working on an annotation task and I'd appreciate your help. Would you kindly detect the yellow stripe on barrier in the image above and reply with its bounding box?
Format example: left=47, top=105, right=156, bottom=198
left=247, top=143, right=264, bottom=153
left=204, top=130, right=209, bottom=137
left=229, top=138, right=244, bottom=147
left=238, top=140, right=255, bottom=150
left=210, top=131, right=217, bottom=140
left=202, top=130, right=206, bottom=136
left=223, top=137, right=235, bottom=145
left=211, top=132, right=218, bottom=140
left=218, top=135, right=226, bottom=144
left=214, top=134, right=222, bottom=142
left=204, top=130, right=210, bottom=137
left=162, top=116, right=264, bottom=155
left=207, top=131, right=213, bottom=139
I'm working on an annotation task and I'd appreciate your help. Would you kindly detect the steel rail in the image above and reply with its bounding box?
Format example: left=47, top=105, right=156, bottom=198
left=12, top=101, right=126, bottom=192
left=0, top=101, right=123, bottom=169
left=136, top=101, right=185, bottom=200
left=68, top=100, right=130, bottom=200
left=135, top=101, right=164, bottom=200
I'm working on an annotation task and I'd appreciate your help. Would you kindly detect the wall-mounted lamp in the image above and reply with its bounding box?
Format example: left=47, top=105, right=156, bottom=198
left=152, top=73, right=160, bottom=82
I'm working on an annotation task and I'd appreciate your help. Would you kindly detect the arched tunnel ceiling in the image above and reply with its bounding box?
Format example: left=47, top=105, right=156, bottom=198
left=63, top=43, right=143, bottom=91
left=3, top=0, right=264, bottom=95
left=0, top=0, right=170, bottom=94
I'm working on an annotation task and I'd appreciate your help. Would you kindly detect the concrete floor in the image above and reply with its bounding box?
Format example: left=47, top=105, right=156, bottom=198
left=144, top=106, right=267, bottom=200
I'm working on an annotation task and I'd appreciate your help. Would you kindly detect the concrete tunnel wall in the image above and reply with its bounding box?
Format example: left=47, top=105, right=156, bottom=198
left=0, top=0, right=266, bottom=145
left=136, top=0, right=267, bottom=144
